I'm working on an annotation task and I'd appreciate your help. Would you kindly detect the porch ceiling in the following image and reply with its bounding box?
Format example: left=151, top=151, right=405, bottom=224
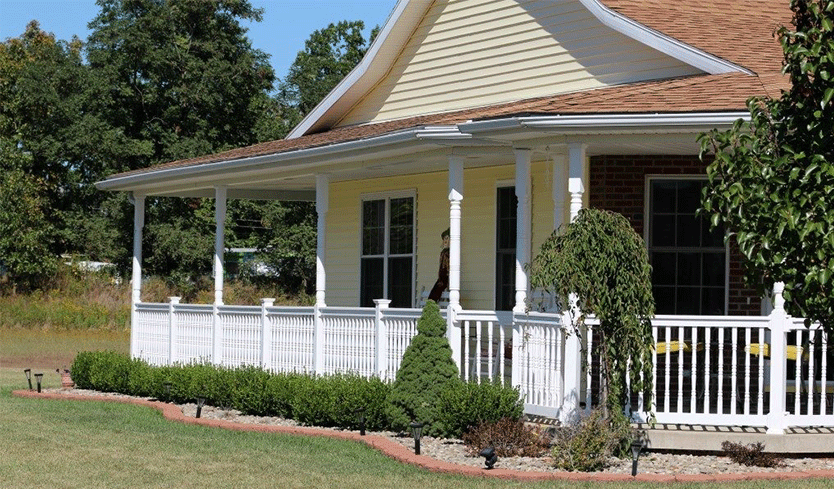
left=98, top=112, right=744, bottom=199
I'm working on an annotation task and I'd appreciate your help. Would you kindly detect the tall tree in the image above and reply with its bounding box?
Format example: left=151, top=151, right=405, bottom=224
left=699, top=0, right=834, bottom=334
left=86, top=0, right=277, bottom=281
left=87, top=0, right=275, bottom=167
left=0, top=21, right=144, bottom=269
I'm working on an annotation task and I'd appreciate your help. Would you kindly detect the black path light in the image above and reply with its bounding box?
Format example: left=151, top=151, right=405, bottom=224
left=410, top=421, right=424, bottom=455
left=24, top=369, right=32, bottom=390
left=163, top=381, right=172, bottom=402
left=195, top=397, right=206, bottom=418
left=34, top=373, right=44, bottom=393
left=631, top=438, right=647, bottom=476
left=479, top=446, right=498, bottom=469
left=354, top=407, right=366, bottom=436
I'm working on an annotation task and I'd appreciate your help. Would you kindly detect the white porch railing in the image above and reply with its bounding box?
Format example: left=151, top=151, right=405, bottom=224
left=132, top=291, right=833, bottom=432
left=135, top=299, right=426, bottom=379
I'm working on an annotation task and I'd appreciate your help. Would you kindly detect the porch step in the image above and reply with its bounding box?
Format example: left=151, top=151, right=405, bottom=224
left=639, top=423, right=834, bottom=454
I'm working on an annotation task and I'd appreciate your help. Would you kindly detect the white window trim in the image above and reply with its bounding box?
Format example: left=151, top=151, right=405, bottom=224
left=359, top=190, right=417, bottom=307
left=644, top=175, right=729, bottom=315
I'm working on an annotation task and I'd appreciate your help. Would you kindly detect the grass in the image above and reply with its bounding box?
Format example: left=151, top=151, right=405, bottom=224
left=1, top=368, right=833, bottom=489
left=0, top=328, right=129, bottom=369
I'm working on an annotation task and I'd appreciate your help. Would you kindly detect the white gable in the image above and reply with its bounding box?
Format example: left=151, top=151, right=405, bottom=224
left=290, top=0, right=746, bottom=138
left=339, top=0, right=701, bottom=126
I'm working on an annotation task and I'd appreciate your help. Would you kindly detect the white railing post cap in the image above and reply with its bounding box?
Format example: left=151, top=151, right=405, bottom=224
left=169, top=296, right=181, bottom=304
left=373, top=299, right=392, bottom=309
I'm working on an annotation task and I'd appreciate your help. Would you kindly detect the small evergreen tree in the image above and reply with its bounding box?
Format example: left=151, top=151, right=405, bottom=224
left=386, top=300, right=459, bottom=436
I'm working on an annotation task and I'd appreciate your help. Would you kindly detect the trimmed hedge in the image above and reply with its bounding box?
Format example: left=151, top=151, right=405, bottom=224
left=71, top=351, right=522, bottom=436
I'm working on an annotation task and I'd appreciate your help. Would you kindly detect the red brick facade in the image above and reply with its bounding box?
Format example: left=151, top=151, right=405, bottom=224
left=589, top=155, right=762, bottom=315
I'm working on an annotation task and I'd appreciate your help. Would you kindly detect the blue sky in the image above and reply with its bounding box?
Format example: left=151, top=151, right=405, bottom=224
left=0, top=0, right=396, bottom=80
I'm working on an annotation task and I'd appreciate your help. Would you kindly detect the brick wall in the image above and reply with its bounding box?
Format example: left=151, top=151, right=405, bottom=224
left=589, top=155, right=761, bottom=316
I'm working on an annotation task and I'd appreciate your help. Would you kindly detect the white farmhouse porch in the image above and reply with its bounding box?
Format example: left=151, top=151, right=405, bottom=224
left=111, top=117, right=834, bottom=452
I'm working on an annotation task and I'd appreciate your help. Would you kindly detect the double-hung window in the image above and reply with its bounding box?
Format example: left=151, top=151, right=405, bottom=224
left=648, top=178, right=727, bottom=315
left=360, top=193, right=415, bottom=308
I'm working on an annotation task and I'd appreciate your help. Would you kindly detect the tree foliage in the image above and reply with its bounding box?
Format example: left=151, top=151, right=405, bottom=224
left=1, top=4, right=377, bottom=293
left=278, top=20, right=376, bottom=129
left=0, top=21, right=145, bottom=269
left=699, top=0, right=834, bottom=334
left=84, top=0, right=277, bottom=282
left=87, top=0, right=275, bottom=167
left=0, top=139, right=57, bottom=289
left=530, top=208, right=655, bottom=417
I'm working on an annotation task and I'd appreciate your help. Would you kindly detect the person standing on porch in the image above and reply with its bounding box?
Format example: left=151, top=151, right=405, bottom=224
left=428, top=228, right=450, bottom=303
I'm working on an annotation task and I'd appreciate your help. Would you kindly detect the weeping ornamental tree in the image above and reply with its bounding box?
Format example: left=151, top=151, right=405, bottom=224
left=530, top=208, right=655, bottom=417
left=699, top=0, right=834, bottom=335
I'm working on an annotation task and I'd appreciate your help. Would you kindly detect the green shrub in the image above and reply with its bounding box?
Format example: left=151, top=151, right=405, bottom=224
left=70, top=351, right=97, bottom=388
left=290, top=374, right=390, bottom=430
left=386, top=301, right=459, bottom=436
left=462, top=418, right=551, bottom=457
left=261, top=372, right=303, bottom=418
left=550, top=408, right=633, bottom=472
left=721, top=441, right=782, bottom=468
left=435, top=380, right=523, bottom=438
left=71, top=351, right=392, bottom=431
left=71, top=350, right=134, bottom=393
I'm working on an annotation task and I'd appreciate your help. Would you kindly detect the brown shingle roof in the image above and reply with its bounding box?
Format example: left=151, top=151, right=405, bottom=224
left=601, top=0, right=790, bottom=76
left=106, top=0, right=792, bottom=180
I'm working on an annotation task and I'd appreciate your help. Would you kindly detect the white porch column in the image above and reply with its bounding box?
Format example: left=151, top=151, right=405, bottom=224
left=560, top=142, right=588, bottom=423
left=551, top=152, right=568, bottom=231
left=448, top=156, right=464, bottom=373
left=448, top=156, right=464, bottom=312
left=568, top=143, right=587, bottom=221
left=513, top=148, right=532, bottom=313
left=766, top=282, right=789, bottom=435
left=130, top=193, right=145, bottom=359
left=213, top=186, right=227, bottom=305
left=315, top=174, right=329, bottom=307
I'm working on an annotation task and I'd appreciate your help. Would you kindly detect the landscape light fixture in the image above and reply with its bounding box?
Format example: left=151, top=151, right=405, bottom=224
left=195, top=397, right=206, bottom=418
left=410, top=421, right=424, bottom=455
left=354, top=407, right=366, bottom=436
left=24, top=369, right=32, bottom=390
left=163, top=381, right=172, bottom=402
left=479, top=446, right=498, bottom=469
left=631, top=438, right=646, bottom=476
left=34, top=373, right=44, bottom=393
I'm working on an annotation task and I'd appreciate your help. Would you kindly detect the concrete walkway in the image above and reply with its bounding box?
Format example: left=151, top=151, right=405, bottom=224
left=13, top=390, right=834, bottom=483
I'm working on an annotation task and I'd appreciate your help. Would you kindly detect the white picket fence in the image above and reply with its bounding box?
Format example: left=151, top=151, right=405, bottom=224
left=132, top=292, right=834, bottom=432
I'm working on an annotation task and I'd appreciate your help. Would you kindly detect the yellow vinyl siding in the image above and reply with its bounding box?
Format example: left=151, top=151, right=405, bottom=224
left=339, top=0, right=702, bottom=126
left=325, top=157, right=558, bottom=309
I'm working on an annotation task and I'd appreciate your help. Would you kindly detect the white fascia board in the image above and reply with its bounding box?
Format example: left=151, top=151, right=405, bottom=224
left=579, top=0, right=752, bottom=75
left=459, top=112, right=750, bottom=134
left=96, top=125, right=467, bottom=192
left=287, top=0, right=432, bottom=139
